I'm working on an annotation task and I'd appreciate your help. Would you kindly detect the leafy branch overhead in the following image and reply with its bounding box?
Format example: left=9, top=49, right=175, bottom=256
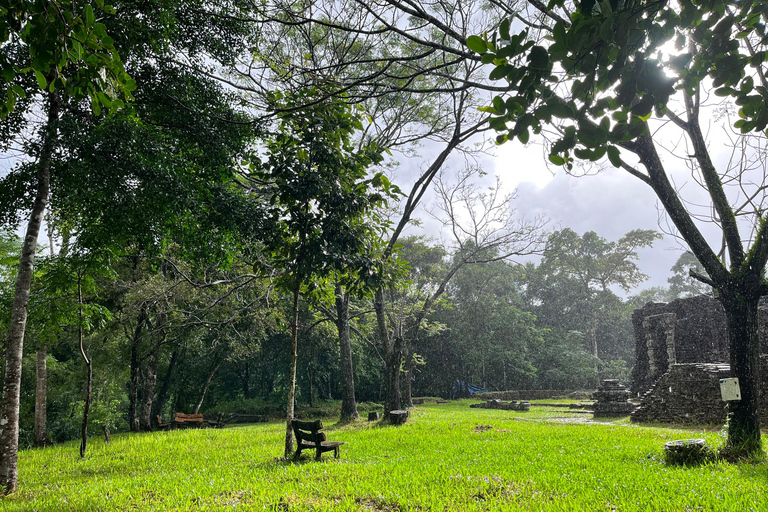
left=1, top=0, right=135, bottom=117
left=242, top=89, right=401, bottom=294
left=469, top=0, right=768, bottom=168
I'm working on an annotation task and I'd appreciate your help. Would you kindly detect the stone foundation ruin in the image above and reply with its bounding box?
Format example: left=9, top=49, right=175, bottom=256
left=592, top=379, right=636, bottom=417
left=631, top=295, right=768, bottom=425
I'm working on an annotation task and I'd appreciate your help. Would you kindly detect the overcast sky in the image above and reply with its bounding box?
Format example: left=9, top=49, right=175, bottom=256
left=402, top=129, right=731, bottom=297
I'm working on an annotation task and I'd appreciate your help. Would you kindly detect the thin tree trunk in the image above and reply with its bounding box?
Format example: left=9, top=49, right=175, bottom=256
left=153, top=349, right=178, bottom=423
left=336, top=285, right=358, bottom=420
left=34, top=348, right=48, bottom=447
left=193, top=356, right=222, bottom=414
left=387, top=335, right=404, bottom=413
left=78, top=278, right=92, bottom=458
left=722, top=292, right=762, bottom=456
left=128, top=308, right=148, bottom=432
left=0, top=92, right=59, bottom=494
left=590, top=321, right=600, bottom=387
left=284, top=279, right=301, bottom=458
left=402, top=342, right=414, bottom=408
left=307, top=364, right=313, bottom=407
left=375, top=288, right=401, bottom=412
left=140, top=338, right=160, bottom=431
left=242, top=362, right=251, bottom=399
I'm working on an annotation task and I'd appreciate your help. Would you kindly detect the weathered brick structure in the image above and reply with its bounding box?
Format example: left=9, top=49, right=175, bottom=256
left=631, top=295, right=768, bottom=425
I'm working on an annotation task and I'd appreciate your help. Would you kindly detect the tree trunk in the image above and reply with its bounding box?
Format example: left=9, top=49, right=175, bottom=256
left=402, top=364, right=413, bottom=408
left=78, top=278, right=92, bottom=459
left=589, top=320, right=600, bottom=387
left=34, top=348, right=48, bottom=447
left=386, top=335, right=404, bottom=413
left=336, top=285, right=358, bottom=420
left=307, top=364, right=313, bottom=407
left=401, top=343, right=414, bottom=408
left=153, top=349, right=178, bottom=423
left=284, top=279, right=301, bottom=458
left=80, top=360, right=93, bottom=459
left=0, top=92, right=59, bottom=494
left=375, top=288, right=401, bottom=412
left=193, top=355, right=222, bottom=414
left=128, top=308, right=148, bottom=432
left=242, top=362, right=251, bottom=399
left=721, top=291, right=762, bottom=457
left=140, top=340, right=160, bottom=431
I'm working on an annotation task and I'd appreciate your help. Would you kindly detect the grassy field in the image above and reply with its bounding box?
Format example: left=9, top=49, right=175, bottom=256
left=2, top=400, right=766, bottom=511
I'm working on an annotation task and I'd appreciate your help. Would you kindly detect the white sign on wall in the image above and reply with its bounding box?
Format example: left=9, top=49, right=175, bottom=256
left=719, top=378, right=741, bottom=401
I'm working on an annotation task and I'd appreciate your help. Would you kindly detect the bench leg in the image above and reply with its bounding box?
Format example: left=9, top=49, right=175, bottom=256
left=315, top=447, right=322, bottom=461
left=293, top=448, right=302, bottom=462
left=334, top=446, right=340, bottom=458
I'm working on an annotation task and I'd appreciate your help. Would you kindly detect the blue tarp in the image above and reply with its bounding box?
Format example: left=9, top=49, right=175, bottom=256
left=452, top=380, right=489, bottom=398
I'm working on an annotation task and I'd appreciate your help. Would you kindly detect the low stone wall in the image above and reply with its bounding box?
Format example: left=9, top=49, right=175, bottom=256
left=631, top=357, right=768, bottom=425
left=470, top=399, right=530, bottom=412
left=476, top=390, right=592, bottom=401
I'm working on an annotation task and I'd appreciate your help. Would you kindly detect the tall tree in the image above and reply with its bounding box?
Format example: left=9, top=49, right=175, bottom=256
left=383, top=167, right=547, bottom=408
left=241, top=90, right=392, bottom=458
left=474, top=0, right=768, bottom=456
left=233, top=0, right=527, bottom=411
left=0, top=2, right=133, bottom=493
left=1, top=0, right=254, bottom=489
left=532, top=229, right=660, bottom=380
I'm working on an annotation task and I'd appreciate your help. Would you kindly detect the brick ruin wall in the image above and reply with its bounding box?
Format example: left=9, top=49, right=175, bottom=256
left=630, top=358, right=768, bottom=425
left=631, top=295, right=768, bottom=425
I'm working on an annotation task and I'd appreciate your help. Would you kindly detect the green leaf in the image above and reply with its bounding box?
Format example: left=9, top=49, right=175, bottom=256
left=34, top=70, right=47, bottom=90
left=518, top=128, right=530, bottom=144
left=600, top=18, right=614, bottom=43
left=630, top=96, right=653, bottom=117
left=550, top=103, right=573, bottom=119
left=549, top=154, right=565, bottom=166
left=493, top=96, right=506, bottom=114
left=714, top=87, right=736, bottom=97
left=500, top=19, right=511, bottom=41
left=85, top=5, right=95, bottom=27
left=2, top=67, right=14, bottom=82
left=529, top=45, right=549, bottom=70
left=607, top=146, right=622, bottom=168
left=91, top=94, right=102, bottom=116
left=554, top=21, right=567, bottom=46
left=466, top=35, right=488, bottom=54
left=489, top=65, right=510, bottom=81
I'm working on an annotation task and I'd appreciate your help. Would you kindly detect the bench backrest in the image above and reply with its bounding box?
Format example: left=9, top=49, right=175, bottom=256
left=175, top=413, right=205, bottom=423
left=291, top=419, right=326, bottom=444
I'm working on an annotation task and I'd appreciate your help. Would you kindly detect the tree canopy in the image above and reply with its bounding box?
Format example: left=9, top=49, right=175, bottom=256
left=472, top=0, right=768, bottom=457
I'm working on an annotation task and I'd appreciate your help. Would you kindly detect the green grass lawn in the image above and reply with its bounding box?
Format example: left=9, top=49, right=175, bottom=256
left=2, top=401, right=766, bottom=511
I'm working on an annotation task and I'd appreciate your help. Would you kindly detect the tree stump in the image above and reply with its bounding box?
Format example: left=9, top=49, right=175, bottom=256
left=664, top=439, right=711, bottom=465
left=389, top=410, right=410, bottom=425
left=367, top=411, right=381, bottom=421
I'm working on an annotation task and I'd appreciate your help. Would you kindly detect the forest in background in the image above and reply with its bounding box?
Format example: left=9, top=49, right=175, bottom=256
left=0, top=222, right=706, bottom=447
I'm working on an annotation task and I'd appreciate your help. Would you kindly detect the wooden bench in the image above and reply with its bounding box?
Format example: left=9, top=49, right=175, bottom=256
left=291, top=419, right=344, bottom=461
left=157, top=413, right=217, bottom=430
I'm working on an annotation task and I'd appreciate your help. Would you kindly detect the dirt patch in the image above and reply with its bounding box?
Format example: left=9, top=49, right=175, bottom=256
left=356, top=497, right=402, bottom=511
